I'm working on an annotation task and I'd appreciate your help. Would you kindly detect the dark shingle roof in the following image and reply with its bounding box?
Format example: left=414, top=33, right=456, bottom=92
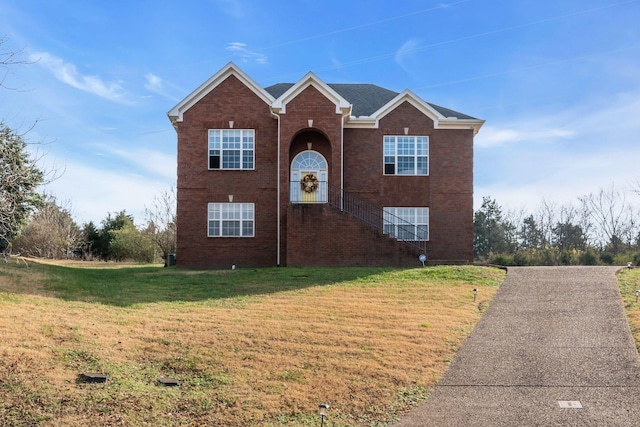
left=327, top=84, right=398, bottom=117
left=264, top=82, right=476, bottom=120
left=426, top=102, right=478, bottom=120
left=264, top=83, right=294, bottom=99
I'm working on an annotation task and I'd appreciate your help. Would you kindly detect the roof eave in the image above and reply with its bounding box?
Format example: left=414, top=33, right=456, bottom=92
left=272, top=71, right=351, bottom=115
left=344, top=116, right=378, bottom=128
left=437, top=118, right=485, bottom=135
left=167, top=62, right=274, bottom=125
left=372, top=89, right=448, bottom=120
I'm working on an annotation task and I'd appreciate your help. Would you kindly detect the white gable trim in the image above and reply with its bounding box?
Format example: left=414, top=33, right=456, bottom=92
left=374, top=89, right=447, bottom=122
left=167, top=62, right=274, bottom=123
left=345, top=89, right=484, bottom=134
left=271, top=72, right=352, bottom=115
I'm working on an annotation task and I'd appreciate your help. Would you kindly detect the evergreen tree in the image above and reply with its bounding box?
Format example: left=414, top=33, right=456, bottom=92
left=0, top=123, right=44, bottom=252
left=473, top=197, right=510, bottom=258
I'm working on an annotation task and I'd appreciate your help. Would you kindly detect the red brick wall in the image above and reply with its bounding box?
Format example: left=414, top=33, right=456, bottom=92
left=277, top=85, right=344, bottom=265
left=287, top=204, right=422, bottom=267
left=175, top=75, right=279, bottom=268
left=343, top=101, right=474, bottom=262
left=175, top=73, right=474, bottom=268
left=429, top=126, right=474, bottom=261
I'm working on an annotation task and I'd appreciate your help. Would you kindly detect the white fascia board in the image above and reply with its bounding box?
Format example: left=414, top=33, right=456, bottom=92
left=167, top=62, right=275, bottom=124
left=272, top=71, right=351, bottom=115
left=345, top=116, right=485, bottom=134
left=344, top=116, right=378, bottom=128
left=374, top=89, right=447, bottom=122
left=439, top=119, right=486, bottom=135
left=363, top=89, right=484, bottom=134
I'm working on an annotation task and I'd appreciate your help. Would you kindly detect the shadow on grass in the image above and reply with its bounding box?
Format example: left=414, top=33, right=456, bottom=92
left=0, top=261, right=401, bottom=307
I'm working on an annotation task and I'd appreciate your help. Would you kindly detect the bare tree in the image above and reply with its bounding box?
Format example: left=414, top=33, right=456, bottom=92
left=12, top=194, right=83, bottom=258
left=0, top=36, right=32, bottom=90
left=144, top=186, right=177, bottom=264
left=579, top=183, right=634, bottom=253
left=535, top=198, right=559, bottom=248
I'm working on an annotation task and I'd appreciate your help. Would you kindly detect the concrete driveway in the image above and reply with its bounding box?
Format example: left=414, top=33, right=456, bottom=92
left=393, top=266, right=640, bottom=427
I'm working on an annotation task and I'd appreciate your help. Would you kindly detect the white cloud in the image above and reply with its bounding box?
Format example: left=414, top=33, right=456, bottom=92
left=145, top=73, right=163, bottom=91
left=476, top=126, right=575, bottom=147
left=395, top=39, right=420, bottom=65
left=394, top=39, right=421, bottom=78
left=42, top=158, right=174, bottom=226
left=107, top=146, right=176, bottom=181
left=226, top=42, right=267, bottom=64
left=474, top=88, right=640, bottom=212
left=29, top=51, right=132, bottom=104
left=144, top=73, right=180, bottom=101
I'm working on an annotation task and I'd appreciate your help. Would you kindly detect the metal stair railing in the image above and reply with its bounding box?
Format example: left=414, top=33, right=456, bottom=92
left=290, top=181, right=427, bottom=253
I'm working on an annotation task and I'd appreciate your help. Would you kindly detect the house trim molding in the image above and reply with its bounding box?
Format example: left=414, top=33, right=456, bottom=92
left=271, top=72, right=352, bottom=116
left=345, top=89, right=485, bottom=135
left=167, top=62, right=275, bottom=124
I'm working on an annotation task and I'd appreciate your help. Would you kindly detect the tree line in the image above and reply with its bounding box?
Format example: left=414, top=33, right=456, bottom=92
left=14, top=193, right=176, bottom=263
left=474, top=184, right=640, bottom=266
left=0, top=118, right=174, bottom=264
left=4, top=177, right=176, bottom=264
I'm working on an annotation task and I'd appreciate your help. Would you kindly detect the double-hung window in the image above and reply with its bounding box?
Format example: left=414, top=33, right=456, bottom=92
left=208, top=129, right=254, bottom=170
left=383, top=135, right=428, bottom=175
left=208, top=203, right=254, bottom=237
left=383, top=207, right=429, bottom=241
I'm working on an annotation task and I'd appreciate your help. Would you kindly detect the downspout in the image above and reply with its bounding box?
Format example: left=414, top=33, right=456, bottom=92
left=271, top=109, right=281, bottom=266
left=340, top=117, right=343, bottom=210
left=340, top=110, right=350, bottom=211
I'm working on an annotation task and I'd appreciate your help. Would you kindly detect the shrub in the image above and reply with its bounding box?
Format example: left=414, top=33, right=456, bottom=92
left=613, top=251, right=640, bottom=267
left=579, top=247, right=600, bottom=265
left=600, top=252, right=614, bottom=265
left=490, top=253, right=515, bottom=266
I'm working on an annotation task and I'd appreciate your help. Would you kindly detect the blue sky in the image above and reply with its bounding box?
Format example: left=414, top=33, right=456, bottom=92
left=1, top=0, right=639, bottom=225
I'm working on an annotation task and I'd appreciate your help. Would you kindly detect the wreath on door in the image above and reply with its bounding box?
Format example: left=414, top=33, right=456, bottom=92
left=301, top=173, right=319, bottom=193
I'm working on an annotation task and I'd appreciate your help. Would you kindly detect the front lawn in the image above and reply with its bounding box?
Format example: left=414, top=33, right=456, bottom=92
left=0, top=260, right=505, bottom=426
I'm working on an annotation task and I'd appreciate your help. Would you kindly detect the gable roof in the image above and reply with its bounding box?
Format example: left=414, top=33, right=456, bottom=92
left=167, top=62, right=274, bottom=123
left=169, top=63, right=483, bottom=133
left=266, top=82, right=478, bottom=120
left=269, top=72, right=352, bottom=115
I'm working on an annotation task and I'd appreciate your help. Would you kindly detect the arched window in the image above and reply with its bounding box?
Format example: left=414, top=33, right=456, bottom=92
left=291, top=151, right=327, bottom=170
left=290, top=151, right=328, bottom=203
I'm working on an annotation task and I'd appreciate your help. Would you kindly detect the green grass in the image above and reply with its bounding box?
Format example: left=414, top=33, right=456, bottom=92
left=617, top=267, right=640, bottom=352
left=38, top=264, right=404, bottom=306
left=28, top=263, right=497, bottom=307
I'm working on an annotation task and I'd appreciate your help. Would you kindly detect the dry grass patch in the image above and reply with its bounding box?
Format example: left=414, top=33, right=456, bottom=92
left=617, top=267, right=640, bottom=353
left=0, top=261, right=504, bottom=426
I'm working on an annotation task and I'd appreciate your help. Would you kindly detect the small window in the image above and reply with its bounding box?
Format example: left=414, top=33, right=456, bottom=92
left=208, top=129, right=254, bottom=170
left=383, top=136, right=428, bottom=175
left=383, top=207, right=429, bottom=241
left=208, top=203, right=254, bottom=237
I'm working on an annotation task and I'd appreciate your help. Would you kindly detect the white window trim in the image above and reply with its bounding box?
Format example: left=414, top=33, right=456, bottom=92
left=207, top=203, right=255, bottom=238
left=208, top=129, right=255, bottom=170
left=383, top=135, right=429, bottom=176
left=383, top=207, right=429, bottom=241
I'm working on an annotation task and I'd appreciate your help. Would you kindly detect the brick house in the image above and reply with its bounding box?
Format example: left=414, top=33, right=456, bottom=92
left=167, top=62, right=484, bottom=268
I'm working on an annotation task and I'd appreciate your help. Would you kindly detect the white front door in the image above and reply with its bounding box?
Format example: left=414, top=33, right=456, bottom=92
left=290, top=151, right=328, bottom=203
